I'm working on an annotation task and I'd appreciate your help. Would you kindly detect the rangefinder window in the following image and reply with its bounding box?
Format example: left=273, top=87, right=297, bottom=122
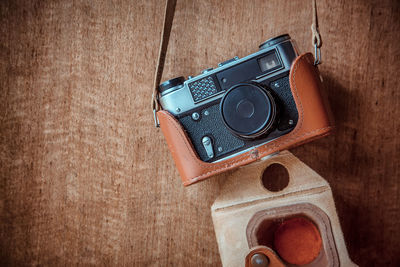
left=258, top=51, right=282, bottom=73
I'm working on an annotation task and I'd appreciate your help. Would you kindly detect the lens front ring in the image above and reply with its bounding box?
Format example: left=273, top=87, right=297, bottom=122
left=220, top=83, right=277, bottom=139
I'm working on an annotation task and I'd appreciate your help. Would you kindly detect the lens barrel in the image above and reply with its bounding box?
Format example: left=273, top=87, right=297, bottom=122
left=159, top=76, right=185, bottom=96
left=220, top=83, right=276, bottom=139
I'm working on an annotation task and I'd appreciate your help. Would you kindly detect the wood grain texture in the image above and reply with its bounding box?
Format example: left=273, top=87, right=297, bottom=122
left=1, top=0, right=399, bottom=266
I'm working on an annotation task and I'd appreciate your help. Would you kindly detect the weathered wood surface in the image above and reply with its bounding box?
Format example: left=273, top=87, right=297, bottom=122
left=1, top=0, right=399, bottom=266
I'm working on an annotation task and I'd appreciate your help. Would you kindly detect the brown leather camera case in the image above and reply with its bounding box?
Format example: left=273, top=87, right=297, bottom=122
left=158, top=53, right=334, bottom=186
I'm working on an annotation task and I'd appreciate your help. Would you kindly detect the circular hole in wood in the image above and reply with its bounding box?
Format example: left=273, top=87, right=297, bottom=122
left=261, top=163, right=289, bottom=192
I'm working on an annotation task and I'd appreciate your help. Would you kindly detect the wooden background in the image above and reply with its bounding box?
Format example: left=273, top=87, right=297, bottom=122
left=1, top=0, right=399, bottom=266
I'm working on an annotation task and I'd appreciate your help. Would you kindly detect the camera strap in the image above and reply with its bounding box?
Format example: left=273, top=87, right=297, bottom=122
left=152, top=0, right=177, bottom=127
left=311, top=0, right=322, bottom=65
left=152, top=0, right=322, bottom=127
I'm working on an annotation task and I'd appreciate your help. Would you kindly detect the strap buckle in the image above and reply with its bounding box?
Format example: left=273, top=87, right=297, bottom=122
left=314, top=43, right=321, bottom=65
left=153, top=107, right=160, bottom=128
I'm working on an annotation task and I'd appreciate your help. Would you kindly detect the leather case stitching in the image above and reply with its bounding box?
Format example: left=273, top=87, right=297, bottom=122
left=183, top=126, right=332, bottom=185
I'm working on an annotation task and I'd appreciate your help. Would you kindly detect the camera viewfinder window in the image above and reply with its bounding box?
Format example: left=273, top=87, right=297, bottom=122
left=258, top=52, right=282, bottom=73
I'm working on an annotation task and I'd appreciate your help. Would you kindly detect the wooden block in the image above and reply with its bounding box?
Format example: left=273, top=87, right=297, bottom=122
left=211, top=151, right=357, bottom=267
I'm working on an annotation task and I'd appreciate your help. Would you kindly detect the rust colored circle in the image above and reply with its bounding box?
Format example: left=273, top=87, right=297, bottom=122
left=274, top=217, right=322, bottom=265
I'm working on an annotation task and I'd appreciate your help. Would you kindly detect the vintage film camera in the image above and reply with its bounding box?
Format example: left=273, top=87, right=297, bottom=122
left=158, top=34, right=299, bottom=162
left=156, top=33, right=333, bottom=185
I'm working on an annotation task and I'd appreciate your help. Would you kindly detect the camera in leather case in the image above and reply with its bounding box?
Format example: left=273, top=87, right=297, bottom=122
left=159, top=34, right=299, bottom=162
left=156, top=34, right=333, bottom=185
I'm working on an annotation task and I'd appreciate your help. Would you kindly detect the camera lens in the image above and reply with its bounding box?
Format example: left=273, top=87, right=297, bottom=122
left=220, top=83, right=276, bottom=139
left=158, top=76, right=185, bottom=96
left=259, top=34, right=291, bottom=50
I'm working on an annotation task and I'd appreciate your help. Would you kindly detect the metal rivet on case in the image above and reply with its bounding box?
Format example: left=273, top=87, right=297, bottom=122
left=251, top=253, right=270, bottom=267
left=204, top=110, right=209, bottom=116
left=176, top=108, right=181, bottom=112
left=274, top=82, right=280, bottom=88
left=250, top=149, right=259, bottom=159
left=218, top=147, right=223, bottom=152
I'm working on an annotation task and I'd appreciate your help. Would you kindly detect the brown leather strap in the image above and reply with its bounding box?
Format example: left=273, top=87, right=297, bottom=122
left=311, top=0, right=322, bottom=48
left=152, top=0, right=177, bottom=127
